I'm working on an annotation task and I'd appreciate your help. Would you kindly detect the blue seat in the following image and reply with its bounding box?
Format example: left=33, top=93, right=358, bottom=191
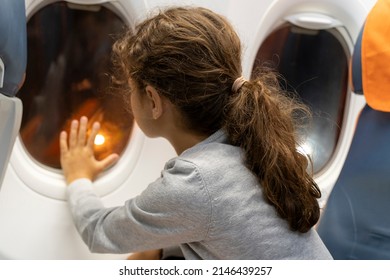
left=317, top=0, right=390, bottom=259
left=0, top=0, right=27, bottom=189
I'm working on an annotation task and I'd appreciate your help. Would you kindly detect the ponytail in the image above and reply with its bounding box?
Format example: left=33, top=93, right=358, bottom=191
left=224, top=69, right=321, bottom=233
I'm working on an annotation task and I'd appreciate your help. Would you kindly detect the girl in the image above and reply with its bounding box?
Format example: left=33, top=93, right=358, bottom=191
left=60, top=7, right=332, bottom=260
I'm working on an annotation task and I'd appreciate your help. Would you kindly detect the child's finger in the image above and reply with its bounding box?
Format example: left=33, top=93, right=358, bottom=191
left=69, top=120, right=79, bottom=148
left=59, top=131, right=68, bottom=155
left=78, top=116, right=88, bottom=146
left=87, top=121, right=101, bottom=148
left=97, top=153, right=119, bottom=172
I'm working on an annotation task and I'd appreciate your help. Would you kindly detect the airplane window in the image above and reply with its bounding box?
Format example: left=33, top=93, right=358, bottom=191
left=18, top=2, right=133, bottom=169
left=252, top=24, right=349, bottom=173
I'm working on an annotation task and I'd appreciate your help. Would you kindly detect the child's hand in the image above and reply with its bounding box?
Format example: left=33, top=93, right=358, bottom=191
left=59, top=116, right=119, bottom=185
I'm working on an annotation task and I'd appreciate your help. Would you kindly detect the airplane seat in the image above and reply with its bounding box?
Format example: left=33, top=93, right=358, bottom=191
left=316, top=0, right=390, bottom=259
left=0, top=0, right=27, bottom=189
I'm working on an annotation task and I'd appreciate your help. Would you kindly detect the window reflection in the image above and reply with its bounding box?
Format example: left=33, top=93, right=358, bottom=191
left=253, top=24, right=349, bottom=173
left=18, top=2, right=133, bottom=169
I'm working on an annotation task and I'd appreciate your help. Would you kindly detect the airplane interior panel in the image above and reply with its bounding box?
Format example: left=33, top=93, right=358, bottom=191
left=0, top=0, right=385, bottom=261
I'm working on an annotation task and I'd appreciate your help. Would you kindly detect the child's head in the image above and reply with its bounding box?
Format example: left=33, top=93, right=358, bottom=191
left=113, top=7, right=321, bottom=233
left=113, top=7, right=242, bottom=135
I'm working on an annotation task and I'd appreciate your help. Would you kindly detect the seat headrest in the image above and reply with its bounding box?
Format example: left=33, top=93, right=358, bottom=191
left=351, top=0, right=390, bottom=112
left=0, top=0, right=27, bottom=97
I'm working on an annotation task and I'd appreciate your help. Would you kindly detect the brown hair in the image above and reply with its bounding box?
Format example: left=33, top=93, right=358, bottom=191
left=112, top=7, right=321, bottom=233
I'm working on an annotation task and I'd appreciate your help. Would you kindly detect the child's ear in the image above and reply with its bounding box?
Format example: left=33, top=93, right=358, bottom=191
left=145, top=85, right=163, bottom=119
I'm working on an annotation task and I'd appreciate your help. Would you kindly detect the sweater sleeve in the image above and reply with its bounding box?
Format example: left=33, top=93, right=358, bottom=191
left=66, top=159, right=212, bottom=254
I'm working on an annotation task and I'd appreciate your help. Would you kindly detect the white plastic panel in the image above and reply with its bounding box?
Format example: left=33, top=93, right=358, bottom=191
left=285, top=13, right=343, bottom=30
left=0, top=95, right=22, bottom=189
left=0, top=0, right=377, bottom=260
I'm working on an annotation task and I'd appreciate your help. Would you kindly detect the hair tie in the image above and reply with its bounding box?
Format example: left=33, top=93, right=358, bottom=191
left=232, top=76, right=247, bottom=93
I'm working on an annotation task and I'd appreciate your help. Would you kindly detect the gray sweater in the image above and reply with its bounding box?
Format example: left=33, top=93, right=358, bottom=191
left=67, top=130, right=333, bottom=259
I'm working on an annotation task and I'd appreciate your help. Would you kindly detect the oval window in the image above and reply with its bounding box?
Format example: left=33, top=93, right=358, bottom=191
left=252, top=23, right=350, bottom=173
left=18, top=2, right=133, bottom=169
